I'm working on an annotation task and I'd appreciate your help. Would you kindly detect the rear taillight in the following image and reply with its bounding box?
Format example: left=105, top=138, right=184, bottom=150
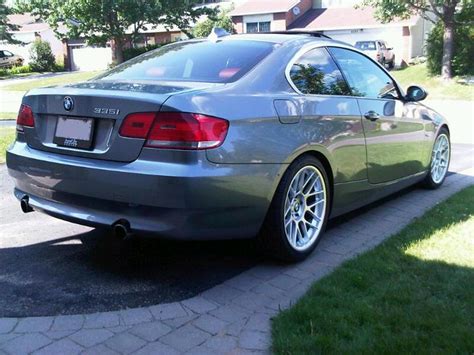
left=119, top=112, right=229, bottom=150
left=16, top=104, right=34, bottom=131
left=147, top=113, right=229, bottom=150
left=119, top=112, right=156, bottom=138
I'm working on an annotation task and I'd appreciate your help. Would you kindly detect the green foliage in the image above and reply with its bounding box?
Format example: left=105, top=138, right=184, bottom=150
left=15, top=0, right=216, bottom=63
left=29, top=39, right=56, bottom=72
left=123, top=44, right=162, bottom=61
left=427, top=5, right=474, bottom=76
left=193, top=11, right=234, bottom=38
left=8, top=64, right=31, bottom=74
left=358, top=0, right=464, bottom=23
left=0, top=64, right=32, bottom=77
left=0, top=0, right=20, bottom=44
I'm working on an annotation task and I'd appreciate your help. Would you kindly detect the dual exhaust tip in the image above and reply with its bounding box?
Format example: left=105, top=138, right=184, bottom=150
left=20, top=195, right=133, bottom=240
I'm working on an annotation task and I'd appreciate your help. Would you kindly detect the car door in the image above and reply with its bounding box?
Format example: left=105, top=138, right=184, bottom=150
left=0, top=51, right=7, bottom=67
left=328, top=47, right=426, bottom=184
left=287, top=46, right=367, bottom=184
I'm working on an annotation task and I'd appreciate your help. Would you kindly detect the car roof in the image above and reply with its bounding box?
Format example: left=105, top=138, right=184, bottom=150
left=220, top=32, right=350, bottom=47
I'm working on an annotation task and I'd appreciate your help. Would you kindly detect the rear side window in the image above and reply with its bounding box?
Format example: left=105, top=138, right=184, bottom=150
left=355, top=41, right=376, bottom=50
left=97, top=40, right=275, bottom=83
left=289, top=47, right=351, bottom=96
left=328, top=47, right=398, bottom=99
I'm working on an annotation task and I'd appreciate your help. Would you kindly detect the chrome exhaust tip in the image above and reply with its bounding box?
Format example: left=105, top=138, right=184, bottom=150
left=112, top=220, right=133, bottom=240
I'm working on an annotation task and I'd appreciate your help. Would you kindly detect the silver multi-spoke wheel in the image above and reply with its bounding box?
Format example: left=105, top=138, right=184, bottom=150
left=284, top=166, right=327, bottom=251
left=430, top=133, right=450, bottom=184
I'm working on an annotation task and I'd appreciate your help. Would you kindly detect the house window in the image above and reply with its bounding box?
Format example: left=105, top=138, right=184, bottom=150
left=246, top=21, right=271, bottom=33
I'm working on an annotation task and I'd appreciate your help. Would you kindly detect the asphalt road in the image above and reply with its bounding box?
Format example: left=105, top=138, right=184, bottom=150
left=0, top=144, right=472, bottom=317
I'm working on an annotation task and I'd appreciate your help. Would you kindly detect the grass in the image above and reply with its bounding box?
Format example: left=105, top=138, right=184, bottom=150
left=0, top=112, right=17, bottom=120
left=0, top=72, right=40, bottom=80
left=2, top=71, right=101, bottom=92
left=272, top=185, right=474, bottom=354
left=0, top=127, right=15, bottom=164
left=392, top=63, right=474, bottom=101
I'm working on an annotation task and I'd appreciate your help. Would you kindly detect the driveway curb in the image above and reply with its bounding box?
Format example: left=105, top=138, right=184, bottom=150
left=1, top=168, right=473, bottom=354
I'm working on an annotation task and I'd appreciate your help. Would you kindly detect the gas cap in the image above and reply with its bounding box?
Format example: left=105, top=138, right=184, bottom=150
left=274, top=99, right=301, bottom=124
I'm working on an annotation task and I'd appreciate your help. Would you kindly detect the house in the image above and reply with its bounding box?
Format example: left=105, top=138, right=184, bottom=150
left=4, top=14, right=66, bottom=64
left=230, top=0, right=433, bottom=66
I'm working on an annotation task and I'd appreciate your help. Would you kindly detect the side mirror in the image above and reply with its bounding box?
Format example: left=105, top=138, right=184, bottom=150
left=405, top=85, right=428, bottom=102
left=387, top=47, right=393, bottom=50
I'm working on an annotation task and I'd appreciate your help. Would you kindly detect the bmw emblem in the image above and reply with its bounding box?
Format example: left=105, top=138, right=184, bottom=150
left=63, top=96, right=74, bottom=111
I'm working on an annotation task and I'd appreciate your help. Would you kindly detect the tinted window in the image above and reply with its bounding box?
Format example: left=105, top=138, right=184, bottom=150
left=289, top=47, right=351, bottom=96
left=355, top=41, right=376, bottom=50
left=98, top=40, right=275, bottom=83
left=329, top=47, right=398, bottom=99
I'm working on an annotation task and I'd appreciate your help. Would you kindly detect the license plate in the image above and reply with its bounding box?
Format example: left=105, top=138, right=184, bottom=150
left=54, top=116, right=94, bottom=149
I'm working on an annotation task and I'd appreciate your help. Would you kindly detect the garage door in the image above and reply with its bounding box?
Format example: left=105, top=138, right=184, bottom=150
left=70, top=46, right=112, bottom=71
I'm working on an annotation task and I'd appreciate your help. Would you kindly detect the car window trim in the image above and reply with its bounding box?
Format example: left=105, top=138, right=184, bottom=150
left=326, top=45, right=405, bottom=101
left=285, top=43, right=353, bottom=98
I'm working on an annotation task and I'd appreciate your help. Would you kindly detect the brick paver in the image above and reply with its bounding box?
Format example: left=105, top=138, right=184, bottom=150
left=0, top=168, right=472, bottom=354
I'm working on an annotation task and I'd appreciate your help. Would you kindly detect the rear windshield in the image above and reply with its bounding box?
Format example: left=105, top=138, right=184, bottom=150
left=355, top=41, right=376, bottom=50
left=97, top=40, right=275, bottom=83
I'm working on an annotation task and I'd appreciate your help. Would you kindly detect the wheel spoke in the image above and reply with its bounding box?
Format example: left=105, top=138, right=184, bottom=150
left=307, top=199, right=324, bottom=209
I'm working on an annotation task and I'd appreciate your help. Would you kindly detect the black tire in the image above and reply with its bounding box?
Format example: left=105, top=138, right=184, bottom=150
left=388, top=56, right=395, bottom=69
left=257, top=156, right=331, bottom=262
left=423, top=127, right=450, bottom=189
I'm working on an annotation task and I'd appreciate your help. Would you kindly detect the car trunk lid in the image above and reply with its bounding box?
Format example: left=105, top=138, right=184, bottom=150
left=21, top=80, right=215, bottom=162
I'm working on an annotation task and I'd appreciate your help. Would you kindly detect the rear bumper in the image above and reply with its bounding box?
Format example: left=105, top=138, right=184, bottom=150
left=7, top=142, right=284, bottom=240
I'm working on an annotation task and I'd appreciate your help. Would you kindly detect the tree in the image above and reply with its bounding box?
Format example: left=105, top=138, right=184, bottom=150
left=193, top=10, right=234, bottom=38
left=0, top=0, right=19, bottom=44
left=15, top=0, right=214, bottom=64
left=426, top=3, right=474, bottom=76
left=359, top=0, right=469, bottom=79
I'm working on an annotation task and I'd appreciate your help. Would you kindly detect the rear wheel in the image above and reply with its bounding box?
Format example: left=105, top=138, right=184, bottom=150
left=423, top=128, right=450, bottom=189
left=388, top=56, right=395, bottom=69
left=258, top=156, right=330, bottom=262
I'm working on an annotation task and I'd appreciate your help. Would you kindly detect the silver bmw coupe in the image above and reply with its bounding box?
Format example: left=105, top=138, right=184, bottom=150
left=7, top=32, right=450, bottom=261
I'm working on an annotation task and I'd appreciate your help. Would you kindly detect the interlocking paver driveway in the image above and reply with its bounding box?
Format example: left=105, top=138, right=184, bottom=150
left=0, top=144, right=473, bottom=354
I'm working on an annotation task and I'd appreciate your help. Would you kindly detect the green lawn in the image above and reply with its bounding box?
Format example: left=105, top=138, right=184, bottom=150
left=392, top=63, right=474, bottom=101
left=0, top=127, right=15, bottom=164
left=272, top=186, right=474, bottom=354
left=2, top=71, right=101, bottom=91
left=0, top=112, right=17, bottom=120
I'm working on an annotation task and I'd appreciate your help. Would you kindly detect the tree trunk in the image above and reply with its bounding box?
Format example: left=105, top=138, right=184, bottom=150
left=112, top=37, right=125, bottom=65
left=441, top=21, right=454, bottom=80
left=441, top=3, right=456, bottom=80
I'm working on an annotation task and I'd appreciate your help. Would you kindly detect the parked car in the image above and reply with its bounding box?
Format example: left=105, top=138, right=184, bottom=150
left=0, top=50, right=24, bottom=68
left=7, top=32, right=450, bottom=261
left=355, top=40, right=395, bottom=69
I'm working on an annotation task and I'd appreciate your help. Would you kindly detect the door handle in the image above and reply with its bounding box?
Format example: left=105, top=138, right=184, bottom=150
left=364, top=111, right=380, bottom=121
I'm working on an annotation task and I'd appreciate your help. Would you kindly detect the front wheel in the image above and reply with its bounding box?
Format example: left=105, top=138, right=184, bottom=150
left=423, top=128, right=450, bottom=189
left=258, top=156, right=330, bottom=262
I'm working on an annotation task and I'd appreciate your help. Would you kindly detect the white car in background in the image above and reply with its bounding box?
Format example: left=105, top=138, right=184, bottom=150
left=355, top=40, right=395, bottom=69
left=0, top=50, right=24, bottom=68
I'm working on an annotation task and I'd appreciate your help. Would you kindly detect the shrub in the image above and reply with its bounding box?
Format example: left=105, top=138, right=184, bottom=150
left=29, top=39, right=56, bottom=72
left=426, top=5, right=474, bottom=76
left=8, top=65, right=32, bottom=74
left=0, top=65, right=32, bottom=77
left=193, top=12, right=234, bottom=38
left=123, top=44, right=162, bottom=61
